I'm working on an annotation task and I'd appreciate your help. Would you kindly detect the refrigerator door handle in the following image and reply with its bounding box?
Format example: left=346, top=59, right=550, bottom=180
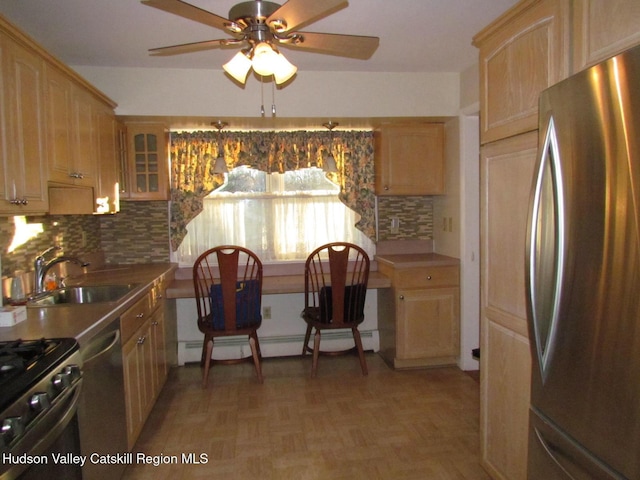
left=527, top=116, right=566, bottom=381
left=531, top=409, right=626, bottom=479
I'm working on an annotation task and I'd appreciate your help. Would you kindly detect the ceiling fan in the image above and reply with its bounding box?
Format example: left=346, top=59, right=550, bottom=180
left=141, top=0, right=379, bottom=85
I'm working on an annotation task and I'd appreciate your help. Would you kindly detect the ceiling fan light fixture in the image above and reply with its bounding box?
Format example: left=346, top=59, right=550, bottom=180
left=323, top=154, right=338, bottom=173
left=251, top=42, right=279, bottom=76
left=223, top=50, right=252, bottom=84
left=273, top=52, right=297, bottom=84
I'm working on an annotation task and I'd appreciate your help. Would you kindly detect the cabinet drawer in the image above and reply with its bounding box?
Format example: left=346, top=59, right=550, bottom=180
left=121, top=293, right=152, bottom=343
left=396, top=266, right=459, bottom=289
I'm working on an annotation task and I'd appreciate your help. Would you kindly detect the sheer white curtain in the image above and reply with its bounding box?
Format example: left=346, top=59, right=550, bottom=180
left=175, top=194, right=375, bottom=265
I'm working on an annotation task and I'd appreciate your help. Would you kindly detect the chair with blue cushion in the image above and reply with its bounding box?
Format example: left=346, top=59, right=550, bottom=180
left=193, top=245, right=263, bottom=387
left=301, top=242, right=370, bottom=377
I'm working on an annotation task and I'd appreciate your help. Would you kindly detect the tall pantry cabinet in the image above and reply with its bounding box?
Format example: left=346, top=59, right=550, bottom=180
left=474, top=1, right=640, bottom=479
left=473, top=1, right=571, bottom=479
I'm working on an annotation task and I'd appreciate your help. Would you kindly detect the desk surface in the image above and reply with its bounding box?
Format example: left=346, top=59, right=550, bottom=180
left=166, top=271, right=391, bottom=298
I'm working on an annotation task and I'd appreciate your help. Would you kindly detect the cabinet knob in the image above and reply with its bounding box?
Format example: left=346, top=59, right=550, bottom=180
left=136, top=313, right=144, bottom=319
left=384, top=185, right=389, bottom=191
left=427, top=275, right=432, bottom=281
left=137, top=336, right=146, bottom=345
left=399, top=295, right=404, bottom=300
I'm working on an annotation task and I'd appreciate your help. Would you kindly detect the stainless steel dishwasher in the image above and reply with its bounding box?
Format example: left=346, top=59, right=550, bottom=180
left=77, top=317, right=128, bottom=480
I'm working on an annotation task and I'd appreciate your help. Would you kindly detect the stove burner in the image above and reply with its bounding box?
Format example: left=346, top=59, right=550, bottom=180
left=0, top=338, right=56, bottom=375
left=0, top=338, right=79, bottom=413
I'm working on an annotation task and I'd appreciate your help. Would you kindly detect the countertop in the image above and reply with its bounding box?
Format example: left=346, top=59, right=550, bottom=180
left=166, top=271, right=391, bottom=297
left=0, top=263, right=177, bottom=346
left=375, top=252, right=460, bottom=269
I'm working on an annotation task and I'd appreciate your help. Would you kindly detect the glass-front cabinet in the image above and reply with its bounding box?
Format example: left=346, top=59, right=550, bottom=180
left=122, top=122, right=169, bottom=200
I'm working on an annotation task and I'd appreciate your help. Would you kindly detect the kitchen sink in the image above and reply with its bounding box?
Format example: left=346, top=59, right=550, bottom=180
left=28, top=284, right=139, bottom=307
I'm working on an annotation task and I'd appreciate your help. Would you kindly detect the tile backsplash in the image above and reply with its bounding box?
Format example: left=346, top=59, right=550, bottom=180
left=0, top=196, right=430, bottom=279
left=99, top=201, right=170, bottom=264
left=0, top=201, right=171, bottom=279
left=377, top=196, right=434, bottom=241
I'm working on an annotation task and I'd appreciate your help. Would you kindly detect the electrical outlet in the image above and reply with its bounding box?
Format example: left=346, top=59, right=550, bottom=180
left=390, top=216, right=400, bottom=234
left=262, top=306, right=271, bottom=319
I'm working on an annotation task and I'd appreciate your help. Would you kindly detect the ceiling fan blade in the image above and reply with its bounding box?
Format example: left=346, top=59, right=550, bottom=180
left=149, top=39, right=235, bottom=56
left=141, top=0, right=232, bottom=31
left=267, top=0, right=348, bottom=33
left=283, top=32, right=379, bottom=59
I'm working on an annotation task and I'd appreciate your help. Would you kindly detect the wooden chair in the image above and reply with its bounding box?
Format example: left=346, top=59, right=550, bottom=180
left=301, top=242, right=370, bottom=377
left=193, top=245, right=264, bottom=387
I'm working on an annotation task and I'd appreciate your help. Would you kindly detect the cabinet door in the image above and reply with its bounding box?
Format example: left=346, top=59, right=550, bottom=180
left=572, top=0, right=640, bottom=72
left=44, top=65, right=74, bottom=185
left=122, top=319, right=153, bottom=450
left=482, top=319, right=531, bottom=480
left=71, top=87, right=97, bottom=187
left=125, top=123, right=169, bottom=200
left=480, top=132, right=538, bottom=480
left=0, top=35, right=47, bottom=214
left=396, top=287, right=459, bottom=361
left=150, top=308, right=167, bottom=395
left=374, top=124, right=445, bottom=195
left=95, top=105, right=119, bottom=213
left=473, top=0, right=570, bottom=144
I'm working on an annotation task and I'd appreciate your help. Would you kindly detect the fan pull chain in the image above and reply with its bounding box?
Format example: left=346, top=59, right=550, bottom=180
left=260, top=76, right=265, bottom=117
left=272, top=81, right=276, bottom=117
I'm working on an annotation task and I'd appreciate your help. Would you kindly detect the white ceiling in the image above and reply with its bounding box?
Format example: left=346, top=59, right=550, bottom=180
left=0, top=0, right=518, bottom=74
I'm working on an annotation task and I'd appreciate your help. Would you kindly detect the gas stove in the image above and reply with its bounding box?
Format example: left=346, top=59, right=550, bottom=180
left=0, top=338, right=83, bottom=479
left=0, top=338, right=79, bottom=411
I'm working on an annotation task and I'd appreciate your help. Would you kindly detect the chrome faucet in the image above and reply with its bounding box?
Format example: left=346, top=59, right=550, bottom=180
left=33, top=246, right=90, bottom=295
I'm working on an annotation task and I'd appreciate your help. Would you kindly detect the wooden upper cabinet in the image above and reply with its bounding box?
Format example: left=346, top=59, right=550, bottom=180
left=95, top=104, right=120, bottom=214
left=374, top=123, right=445, bottom=196
left=44, top=65, right=74, bottom=185
left=572, top=0, right=640, bottom=72
left=0, top=32, right=48, bottom=214
left=45, top=64, right=98, bottom=189
left=473, top=0, right=571, bottom=145
left=123, top=123, right=169, bottom=201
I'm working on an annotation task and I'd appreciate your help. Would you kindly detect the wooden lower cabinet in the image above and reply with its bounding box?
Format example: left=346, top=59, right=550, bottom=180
left=121, top=288, right=168, bottom=450
left=378, top=260, right=460, bottom=369
left=479, top=131, right=538, bottom=480
left=396, top=287, right=459, bottom=363
left=481, top=317, right=531, bottom=480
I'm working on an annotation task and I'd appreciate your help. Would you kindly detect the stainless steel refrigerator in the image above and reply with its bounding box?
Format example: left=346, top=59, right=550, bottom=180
left=526, top=44, right=640, bottom=479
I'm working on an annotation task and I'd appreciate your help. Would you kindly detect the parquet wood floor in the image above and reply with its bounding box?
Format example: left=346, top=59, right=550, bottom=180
left=122, top=353, right=490, bottom=480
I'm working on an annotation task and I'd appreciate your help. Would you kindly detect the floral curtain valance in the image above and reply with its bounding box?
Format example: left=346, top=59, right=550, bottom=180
left=169, top=130, right=376, bottom=251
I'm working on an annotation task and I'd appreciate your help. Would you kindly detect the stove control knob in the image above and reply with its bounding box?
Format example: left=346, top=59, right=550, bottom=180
left=2, top=417, right=25, bottom=444
left=53, top=371, right=72, bottom=391
left=29, top=392, right=51, bottom=413
left=63, top=364, right=82, bottom=382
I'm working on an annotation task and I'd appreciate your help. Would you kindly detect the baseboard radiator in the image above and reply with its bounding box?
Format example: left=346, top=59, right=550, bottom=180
left=177, top=330, right=380, bottom=366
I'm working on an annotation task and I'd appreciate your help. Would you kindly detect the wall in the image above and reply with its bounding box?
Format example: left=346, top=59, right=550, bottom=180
left=459, top=63, right=480, bottom=111
left=432, top=115, right=481, bottom=371
left=74, top=67, right=461, bottom=119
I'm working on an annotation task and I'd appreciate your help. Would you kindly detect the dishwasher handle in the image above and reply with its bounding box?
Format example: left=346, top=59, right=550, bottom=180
left=83, top=327, right=121, bottom=366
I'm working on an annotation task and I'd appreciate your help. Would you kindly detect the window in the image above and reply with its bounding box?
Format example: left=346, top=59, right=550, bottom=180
left=175, top=167, right=375, bottom=265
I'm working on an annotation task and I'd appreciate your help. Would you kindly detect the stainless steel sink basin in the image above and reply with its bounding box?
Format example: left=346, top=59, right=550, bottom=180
left=28, top=284, right=139, bottom=307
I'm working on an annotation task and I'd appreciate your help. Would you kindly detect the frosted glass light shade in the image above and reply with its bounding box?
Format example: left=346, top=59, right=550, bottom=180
left=273, top=52, right=297, bottom=84
left=223, top=51, right=252, bottom=84
left=323, top=154, right=338, bottom=173
left=213, top=155, right=228, bottom=173
left=251, top=42, right=278, bottom=76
